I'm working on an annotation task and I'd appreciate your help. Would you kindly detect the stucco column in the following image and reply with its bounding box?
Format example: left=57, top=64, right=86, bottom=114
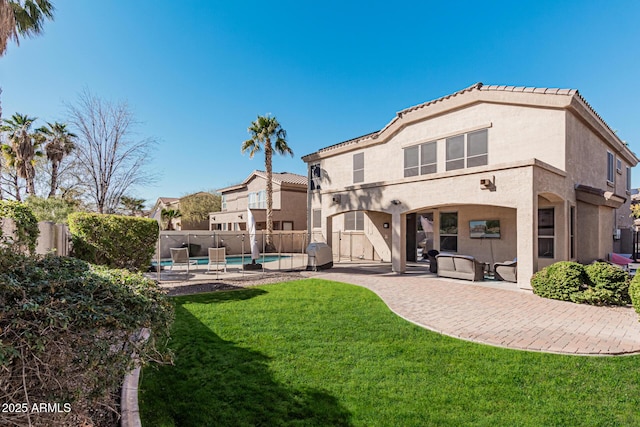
left=391, top=212, right=406, bottom=273
left=516, top=193, right=537, bottom=290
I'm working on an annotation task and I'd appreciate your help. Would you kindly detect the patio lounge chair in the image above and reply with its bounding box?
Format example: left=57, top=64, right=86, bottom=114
left=207, top=247, right=227, bottom=273
left=494, top=260, right=517, bottom=283
left=170, top=247, right=197, bottom=274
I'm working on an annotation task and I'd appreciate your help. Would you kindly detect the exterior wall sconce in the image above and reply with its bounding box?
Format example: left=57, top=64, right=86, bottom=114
left=383, top=222, right=390, bottom=228
left=332, top=194, right=341, bottom=204
left=480, top=176, right=496, bottom=191
left=238, top=214, right=243, bottom=219
left=391, top=200, right=401, bottom=205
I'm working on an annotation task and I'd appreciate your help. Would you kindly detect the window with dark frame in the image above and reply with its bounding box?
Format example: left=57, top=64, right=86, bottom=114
left=627, top=166, right=632, bottom=192
left=439, top=212, right=458, bottom=252
left=607, top=152, right=615, bottom=183
left=570, top=206, right=575, bottom=259
left=538, top=208, right=554, bottom=258
left=310, top=163, right=322, bottom=190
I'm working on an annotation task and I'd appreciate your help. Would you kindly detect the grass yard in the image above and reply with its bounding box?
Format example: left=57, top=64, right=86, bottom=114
left=140, top=279, right=640, bottom=426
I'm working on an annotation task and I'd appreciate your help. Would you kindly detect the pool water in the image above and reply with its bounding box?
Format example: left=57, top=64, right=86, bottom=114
left=154, top=255, right=290, bottom=267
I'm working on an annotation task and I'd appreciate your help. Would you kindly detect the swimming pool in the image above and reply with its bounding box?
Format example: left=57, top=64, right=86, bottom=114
left=153, top=255, right=290, bottom=267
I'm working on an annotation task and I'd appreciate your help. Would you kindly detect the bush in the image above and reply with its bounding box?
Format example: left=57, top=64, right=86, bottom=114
left=629, top=274, right=640, bottom=317
left=0, top=249, right=173, bottom=426
left=531, top=261, right=587, bottom=301
left=68, top=212, right=159, bottom=270
left=573, top=262, right=630, bottom=306
left=0, top=200, right=39, bottom=254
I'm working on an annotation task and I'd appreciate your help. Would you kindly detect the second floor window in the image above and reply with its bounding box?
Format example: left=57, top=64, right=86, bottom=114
left=607, top=152, right=615, bottom=183
left=353, top=153, right=364, bottom=183
left=310, top=163, right=322, bottom=190
left=446, top=129, right=488, bottom=171
left=404, top=141, right=437, bottom=177
left=248, top=190, right=266, bottom=209
left=221, top=195, right=227, bottom=210
left=627, top=166, right=632, bottom=192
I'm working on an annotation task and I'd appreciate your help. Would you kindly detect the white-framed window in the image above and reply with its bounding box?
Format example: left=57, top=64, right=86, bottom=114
left=446, top=129, right=488, bottom=171
left=627, top=166, right=632, bottom=192
left=617, top=158, right=622, bottom=174
left=312, top=209, right=322, bottom=228
left=310, top=163, right=322, bottom=190
left=344, top=211, right=364, bottom=231
left=538, top=208, right=554, bottom=258
left=353, top=152, right=364, bottom=183
left=248, top=190, right=266, bottom=209
left=221, top=195, right=227, bottom=210
left=607, top=152, right=615, bottom=183
left=404, top=141, right=437, bottom=177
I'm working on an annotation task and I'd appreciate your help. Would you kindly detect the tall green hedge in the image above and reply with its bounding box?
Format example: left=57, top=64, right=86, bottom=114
left=0, top=200, right=39, bottom=255
left=629, top=274, right=640, bottom=317
left=68, top=212, right=159, bottom=270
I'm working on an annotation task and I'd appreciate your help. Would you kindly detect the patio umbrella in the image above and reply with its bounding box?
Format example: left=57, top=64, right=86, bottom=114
left=419, top=215, right=433, bottom=233
left=247, top=207, right=260, bottom=261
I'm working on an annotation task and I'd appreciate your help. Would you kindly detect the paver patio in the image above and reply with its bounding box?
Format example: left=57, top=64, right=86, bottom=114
left=303, top=263, right=640, bottom=356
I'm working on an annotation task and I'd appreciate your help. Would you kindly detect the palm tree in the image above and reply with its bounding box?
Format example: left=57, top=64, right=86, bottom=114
left=39, top=121, right=76, bottom=198
left=1, top=112, right=42, bottom=196
left=241, top=114, right=293, bottom=248
left=161, top=208, right=181, bottom=231
left=0, top=0, right=55, bottom=56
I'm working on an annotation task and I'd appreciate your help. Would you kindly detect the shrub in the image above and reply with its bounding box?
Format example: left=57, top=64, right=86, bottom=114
left=573, top=262, right=630, bottom=306
left=0, top=249, right=173, bottom=426
left=68, top=212, right=159, bottom=270
left=0, top=200, right=39, bottom=254
left=629, top=274, right=640, bottom=317
left=531, top=261, right=587, bottom=301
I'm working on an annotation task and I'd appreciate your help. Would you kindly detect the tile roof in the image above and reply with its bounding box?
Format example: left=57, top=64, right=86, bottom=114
left=254, top=171, right=307, bottom=186
left=304, top=83, right=623, bottom=159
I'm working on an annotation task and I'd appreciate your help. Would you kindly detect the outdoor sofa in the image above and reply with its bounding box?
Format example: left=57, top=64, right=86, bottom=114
left=436, top=254, right=484, bottom=281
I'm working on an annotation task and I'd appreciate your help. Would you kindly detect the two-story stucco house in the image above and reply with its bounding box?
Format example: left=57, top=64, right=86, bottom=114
left=210, top=170, right=307, bottom=231
left=302, top=83, right=638, bottom=289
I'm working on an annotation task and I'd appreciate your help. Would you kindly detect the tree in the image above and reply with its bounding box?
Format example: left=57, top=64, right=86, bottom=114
left=179, top=192, right=220, bottom=228
left=26, top=195, right=78, bottom=223
left=67, top=90, right=156, bottom=214
left=39, top=121, right=76, bottom=198
left=120, top=195, right=145, bottom=216
left=161, top=208, right=181, bottom=231
left=0, top=0, right=54, bottom=56
left=1, top=112, right=42, bottom=196
left=241, top=114, right=293, bottom=247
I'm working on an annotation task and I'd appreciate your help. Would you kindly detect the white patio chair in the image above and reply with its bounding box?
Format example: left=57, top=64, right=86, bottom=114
left=207, top=247, right=227, bottom=273
left=170, top=247, right=197, bottom=274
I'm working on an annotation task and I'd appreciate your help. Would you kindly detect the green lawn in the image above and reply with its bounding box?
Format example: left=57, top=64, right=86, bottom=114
left=139, top=279, right=640, bottom=426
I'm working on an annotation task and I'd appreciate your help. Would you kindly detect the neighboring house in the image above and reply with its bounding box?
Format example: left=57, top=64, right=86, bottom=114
left=149, top=192, right=214, bottom=230
left=302, top=83, right=638, bottom=289
left=210, top=171, right=307, bottom=231
left=149, top=197, right=180, bottom=229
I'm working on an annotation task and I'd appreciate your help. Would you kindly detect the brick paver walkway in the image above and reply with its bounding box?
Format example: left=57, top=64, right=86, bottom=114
left=304, top=263, right=640, bottom=356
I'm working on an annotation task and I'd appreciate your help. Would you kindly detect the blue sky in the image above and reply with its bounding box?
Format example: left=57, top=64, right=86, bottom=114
left=1, top=1, right=640, bottom=206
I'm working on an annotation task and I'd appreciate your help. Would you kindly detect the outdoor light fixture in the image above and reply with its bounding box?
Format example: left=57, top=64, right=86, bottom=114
left=238, top=214, right=243, bottom=219
left=391, top=199, right=401, bottom=205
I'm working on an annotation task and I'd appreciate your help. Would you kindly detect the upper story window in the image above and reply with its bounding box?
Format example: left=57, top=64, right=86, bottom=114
left=617, top=158, right=622, bottom=174
left=627, top=166, right=632, bottom=192
left=310, top=163, right=322, bottom=190
left=248, top=190, right=266, bottom=209
left=607, top=152, right=615, bottom=183
left=404, top=141, right=437, bottom=177
left=221, top=195, right=227, bottom=210
left=344, top=211, right=364, bottom=231
left=446, top=129, right=488, bottom=171
left=353, top=153, right=364, bottom=183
